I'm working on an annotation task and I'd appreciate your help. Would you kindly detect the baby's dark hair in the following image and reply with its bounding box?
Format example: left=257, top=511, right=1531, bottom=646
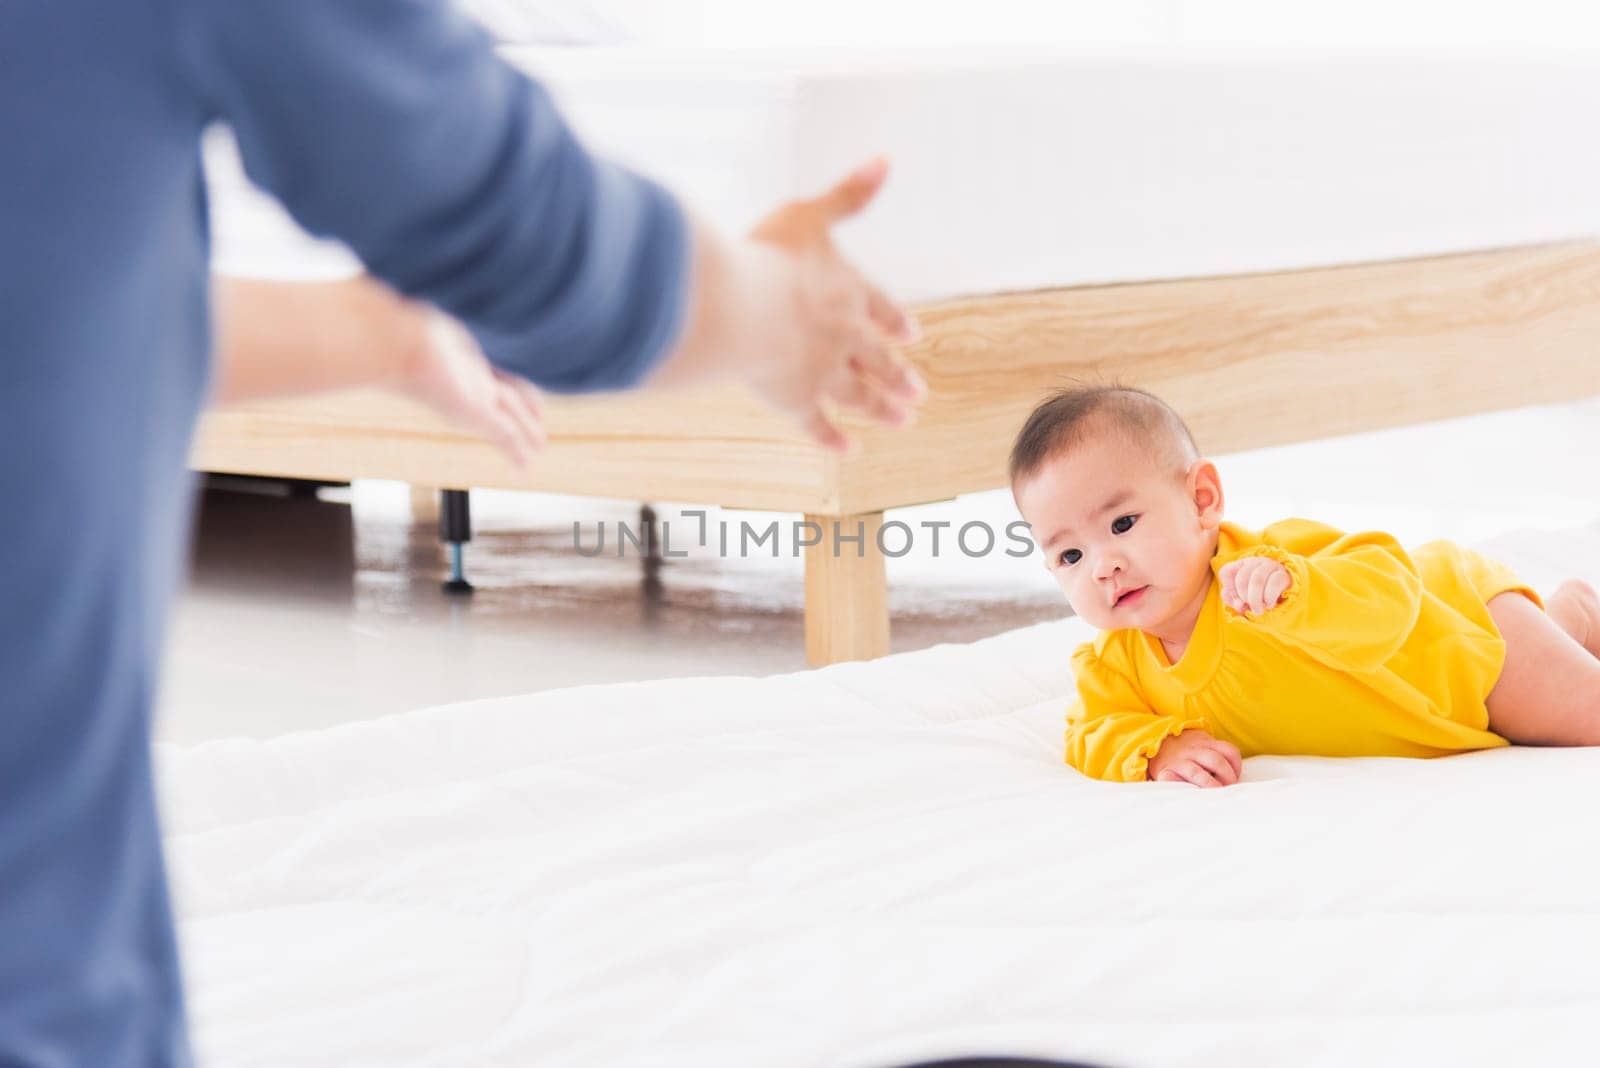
left=1009, top=384, right=1200, bottom=485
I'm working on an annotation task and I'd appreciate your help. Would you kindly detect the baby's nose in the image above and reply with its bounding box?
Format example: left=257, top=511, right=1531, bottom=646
left=1092, top=555, right=1123, bottom=580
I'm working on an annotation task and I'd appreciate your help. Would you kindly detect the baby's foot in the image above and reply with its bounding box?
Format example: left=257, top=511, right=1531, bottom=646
left=1548, top=579, right=1600, bottom=658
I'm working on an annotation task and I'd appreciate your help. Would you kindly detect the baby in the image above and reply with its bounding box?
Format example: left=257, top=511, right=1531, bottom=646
left=1009, top=385, right=1600, bottom=786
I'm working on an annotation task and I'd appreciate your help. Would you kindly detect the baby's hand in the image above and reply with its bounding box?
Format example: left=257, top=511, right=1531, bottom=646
left=1148, top=729, right=1242, bottom=787
left=1219, top=556, right=1292, bottom=617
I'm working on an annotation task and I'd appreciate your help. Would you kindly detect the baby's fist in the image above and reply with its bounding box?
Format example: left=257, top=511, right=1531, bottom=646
left=1219, top=556, right=1291, bottom=617
left=1148, top=729, right=1242, bottom=788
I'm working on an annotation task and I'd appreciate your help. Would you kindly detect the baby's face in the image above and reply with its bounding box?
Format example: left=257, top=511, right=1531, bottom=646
left=1014, top=436, right=1221, bottom=634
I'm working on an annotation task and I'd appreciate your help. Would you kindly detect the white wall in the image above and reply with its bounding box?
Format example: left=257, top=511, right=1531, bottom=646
left=466, top=0, right=1600, bottom=52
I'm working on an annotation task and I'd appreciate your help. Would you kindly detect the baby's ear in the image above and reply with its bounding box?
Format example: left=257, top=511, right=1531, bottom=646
left=1187, top=459, right=1224, bottom=528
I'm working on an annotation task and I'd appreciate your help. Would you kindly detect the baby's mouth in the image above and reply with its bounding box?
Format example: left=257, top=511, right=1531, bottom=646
left=1113, top=585, right=1149, bottom=608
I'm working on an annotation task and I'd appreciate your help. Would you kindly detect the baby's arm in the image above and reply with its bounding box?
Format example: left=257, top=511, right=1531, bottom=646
left=1068, top=643, right=1218, bottom=782
left=1219, top=525, right=1423, bottom=674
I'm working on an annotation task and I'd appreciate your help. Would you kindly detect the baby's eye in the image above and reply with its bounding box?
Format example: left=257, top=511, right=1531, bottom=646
left=1110, top=514, right=1138, bottom=535
left=1059, top=548, right=1082, bottom=567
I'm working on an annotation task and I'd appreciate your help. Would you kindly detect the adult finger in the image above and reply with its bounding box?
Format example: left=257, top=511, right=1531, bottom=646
left=496, top=377, right=546, bottom=447
left=487, top=402, right=532, bottom=469
left=848, top=346, right=924, bottom=414
left=828, top=360, right=912, bottom=428
left=802, top=405, right=852, bottom=454
left=498, top=370, right=546, bottom=423
left=497, top=388, right=546, bottom=456
left=1191, top=746, right=1237, bottom=786
left=863, top=280, right=921, bottom=346
left=814, top=156, right=890, bottom=224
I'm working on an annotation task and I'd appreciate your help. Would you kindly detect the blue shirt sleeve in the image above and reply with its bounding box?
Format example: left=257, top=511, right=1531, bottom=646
left=168, top=0, right=690, bottom=392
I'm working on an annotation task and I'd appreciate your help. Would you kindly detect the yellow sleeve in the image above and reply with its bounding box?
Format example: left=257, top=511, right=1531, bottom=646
left=1223, top=520, right=1423, bottom=673
left=1066, top=642, right=1206, bottom=783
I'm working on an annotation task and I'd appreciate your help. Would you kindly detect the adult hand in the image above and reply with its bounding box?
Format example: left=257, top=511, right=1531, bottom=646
left=744, top=157, right=926, bottom=451
left=404, top=309, right=547, bottom=469
left=1148, top=728, right=1242, bottom=787
left=212, top=275, right=546, bottom=468
left=649, top=158, right=927, bottom=452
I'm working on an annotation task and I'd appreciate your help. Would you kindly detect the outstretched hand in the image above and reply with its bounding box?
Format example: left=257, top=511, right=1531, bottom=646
left=649, top=158, right=928, bottom=452
left=742, top=157, right=926, bottom=451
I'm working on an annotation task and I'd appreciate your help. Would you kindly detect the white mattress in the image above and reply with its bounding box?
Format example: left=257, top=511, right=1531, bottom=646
left=161, top=519, right=1600, bottom=1067
left=207, top=46, right=1600, bottom=300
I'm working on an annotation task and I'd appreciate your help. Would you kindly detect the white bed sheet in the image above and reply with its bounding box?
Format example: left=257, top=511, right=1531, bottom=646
left=161, top=520, right=1600, bottom=1067
left=208, top=46, right=1600, bottom=300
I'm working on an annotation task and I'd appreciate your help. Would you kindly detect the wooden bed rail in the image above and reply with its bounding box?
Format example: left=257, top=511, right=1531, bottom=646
left=193, top=240, right=1600, bottom=664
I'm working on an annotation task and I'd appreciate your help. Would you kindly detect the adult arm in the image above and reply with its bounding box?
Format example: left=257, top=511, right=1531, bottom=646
left=212, top=274, right=546, bottom=466
left=173, top=0, right=921, bottom=447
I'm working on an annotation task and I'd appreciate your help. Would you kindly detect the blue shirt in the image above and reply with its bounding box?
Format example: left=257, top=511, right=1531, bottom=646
left=0, top=1, right=688, bottom=1062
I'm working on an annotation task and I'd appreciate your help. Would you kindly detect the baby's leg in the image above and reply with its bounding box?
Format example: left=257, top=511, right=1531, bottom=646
left=1485, top=590, right=1600, bottom=745
left=1546, top=579, right=1600, bottom=659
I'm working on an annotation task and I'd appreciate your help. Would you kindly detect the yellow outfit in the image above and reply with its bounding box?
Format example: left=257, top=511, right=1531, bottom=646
left=1066, top=519, right=1541, bottom=782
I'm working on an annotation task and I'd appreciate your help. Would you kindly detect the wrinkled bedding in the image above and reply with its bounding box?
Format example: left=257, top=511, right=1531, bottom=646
left=160, top=523, right=1600, bottom=1066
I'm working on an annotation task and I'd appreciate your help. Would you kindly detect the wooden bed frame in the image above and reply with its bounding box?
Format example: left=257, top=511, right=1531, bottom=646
left=191, top=241, right=1600, bottom=665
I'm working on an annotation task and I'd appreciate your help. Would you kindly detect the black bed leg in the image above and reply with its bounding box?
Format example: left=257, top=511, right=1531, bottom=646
left=440, top=488, right=474, bottom=595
